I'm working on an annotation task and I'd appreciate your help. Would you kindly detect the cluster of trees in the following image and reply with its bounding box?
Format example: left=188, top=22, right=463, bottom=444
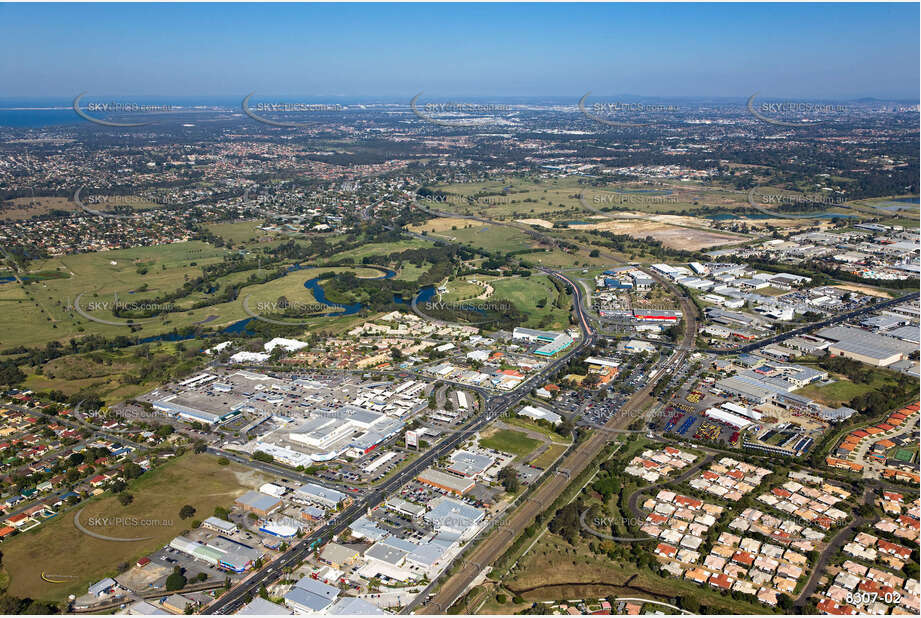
left=547, top=500, right=583, bottom=545
left=498, top=466, right=519, bottom=493
left=817, top=356, right=918, bottom=416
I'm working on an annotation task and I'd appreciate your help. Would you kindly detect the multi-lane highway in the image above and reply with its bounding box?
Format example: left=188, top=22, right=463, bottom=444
left=210, top=202, right=906, bottom=615
left=706, top=291, right=919, bottom=355
left=203, top=268, right=598, bottom=615
left=206, top=205, right=705, bottom=615
left=413, top=267, right=701, bottom=614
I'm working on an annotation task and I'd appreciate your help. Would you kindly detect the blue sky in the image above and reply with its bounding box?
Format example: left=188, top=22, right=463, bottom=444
left=0, top=2, right=917, bottom=99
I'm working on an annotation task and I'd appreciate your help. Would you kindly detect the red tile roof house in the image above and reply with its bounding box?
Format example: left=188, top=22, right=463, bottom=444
left=772, top=487, right=792, bottom=499
left=708, top=573, right=733, bottom=590
left=858, top=580, right=896, bottom=597
left=647, top=513, right=668, bottom=525
left=5, top=513, right=33, bottom=528
left=674, top=495, right=702, bottom=509
left=814, top=516, right=833, bottom=530
left=817, top=599, right=856, bottom=615
left=89, top=475, right=108, bottom=487
left=898, top=514, right=919, bottom=530
left=732, top=550, right=755, bottom=567
left=877, top=540, right=912, bottom=560
left=654, top=543, right=677, bottom=558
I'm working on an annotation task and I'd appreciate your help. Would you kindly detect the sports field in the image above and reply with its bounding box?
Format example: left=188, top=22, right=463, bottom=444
left=479, top=429, right=540, bottom=459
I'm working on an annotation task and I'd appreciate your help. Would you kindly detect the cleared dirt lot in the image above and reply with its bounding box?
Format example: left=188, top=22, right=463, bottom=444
left=578, top=218, right=742, bottom=250
left=515, top=218, right=554, bottom=228
left=833, top=283, right=893, bottom=298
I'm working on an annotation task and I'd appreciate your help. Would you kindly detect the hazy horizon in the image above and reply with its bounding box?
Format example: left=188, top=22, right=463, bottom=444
left=1, top=2, right=918, bottom=99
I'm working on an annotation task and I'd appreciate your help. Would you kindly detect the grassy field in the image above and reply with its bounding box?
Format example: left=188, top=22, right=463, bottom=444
left=490, top=276, right=571, bottom=330
left=409, top=213, right=621, bottom=268
left=0, top=241, right=229, bottom=348
left=441, top=279, right=487, bottom=302
left=501, top=533, right=775, bottom=614
left=205, top=221, right=293, bottom=248
left=850, top=195, right=919, bottom=227
left=393, top=261, right=431, bottom=282
left=329, top=238, right=435, bottom=262
left=0, top=453, right=266, bottom=603
left=479, top=429, right=540, bottom=459
left=0, top=240, right=400, bottom=350
left=427, top=177, right=730, bottom=219
left=426, top=177, right=888, bottom=249
left=503, top=416, right=572, bottom=444
left=795, top=379, right=875, bottom=407
left=445, top=224, right=535, bottom=253
left=530, top=443, right=568, bottom=469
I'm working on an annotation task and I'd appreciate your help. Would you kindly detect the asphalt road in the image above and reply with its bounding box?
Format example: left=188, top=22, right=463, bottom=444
left=202, top=268, right=597, bottom=615
left=412, top=269, right=701, bottom=614
left=706, top=291, right=919, bottom=355
left=793, top=486, right=873, bottom=610
left=625, top=454, right=714, bottom=521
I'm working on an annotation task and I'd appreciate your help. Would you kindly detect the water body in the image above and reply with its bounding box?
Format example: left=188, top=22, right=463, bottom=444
left=0, top=274, right=48, bottom=284
left=0, top=109, right=83, bottom=128
left=5, top=262, right=416, bottom=343
left=873, top=197, right=920, bottom=212
left=706, top=213, right=774, bottom=221
left=274, top=263, right=397, bottom=318
left=707, top=212, right=857, bottom=220
left=130, top=264, right=402, bottom=343
left=394, top=285, right=436, bottom=305
left=0, top=96, right=244, bottom=128
left=303, top=277, right=363, bottom=317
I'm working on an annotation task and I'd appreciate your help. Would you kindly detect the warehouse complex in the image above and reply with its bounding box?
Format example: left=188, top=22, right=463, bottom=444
left=816, top=326, right=917, bottom=367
